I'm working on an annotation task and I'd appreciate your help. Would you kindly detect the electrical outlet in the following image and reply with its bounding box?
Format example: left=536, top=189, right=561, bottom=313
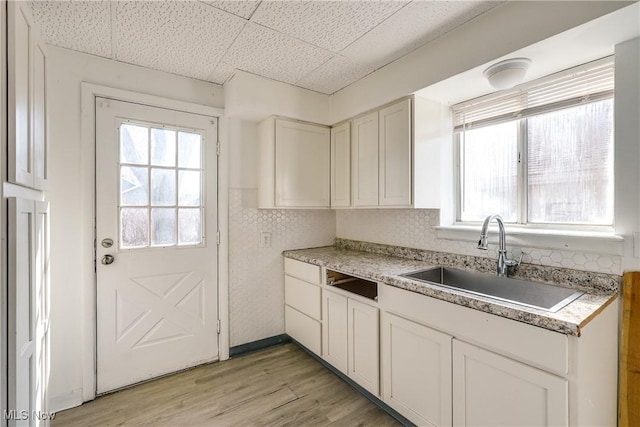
left=260, top=232, right=272, bottom=248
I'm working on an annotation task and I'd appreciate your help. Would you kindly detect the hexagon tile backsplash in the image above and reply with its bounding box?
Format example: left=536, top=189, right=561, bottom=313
left=335, top=209, right=622, bottom=276
left=228, top=189, right=335, bottom=347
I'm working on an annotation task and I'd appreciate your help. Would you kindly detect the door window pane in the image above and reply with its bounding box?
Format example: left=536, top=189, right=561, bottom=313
left=121, top=166, right=149, bottom=206
left=179, top=171, right=201, bottom=206
left=178, top=132, right=201, bottom=168
left=178, top=209, right=201, bottom=245
left=120, top=124, right=148, bottom=165
left=527, top=100, right=614, bottom=224
left=121, top=208, right=149, bottom=248
left=119, top=123, right=205, bottom=249
left=151, top=168, right=176, bottom=206
left=151, top=129, right=176, bottom=167
left=460, top=122, right=518, bottom=222
left=151, top=208, right=176, bottom=246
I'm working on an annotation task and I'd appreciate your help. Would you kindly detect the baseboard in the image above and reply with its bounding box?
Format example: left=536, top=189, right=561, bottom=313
left=229, top=334, right=291, bottom=357
left=288, top=337, right=415, bottom=427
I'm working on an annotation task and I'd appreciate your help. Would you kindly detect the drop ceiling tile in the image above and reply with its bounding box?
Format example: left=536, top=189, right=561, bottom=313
left=29, top=0, right=112, bottom=58
left=201, top=0, right=261, bottom=19
left=221, top=22, right=334, bottom=85
left=297, top=55, right=374, bottom=95
left=250, top=0, right=409, bottom=52
left=341, top=1, right=501, bottom=71
left=114, top=1, right=246, bottom=81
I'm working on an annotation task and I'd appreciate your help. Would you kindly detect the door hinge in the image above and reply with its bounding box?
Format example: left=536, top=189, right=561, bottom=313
left=217, top=319, right=221, bottom=334
left=216, top=230, right=220, bottom=245
left=216, top=141, right=220, bottom=156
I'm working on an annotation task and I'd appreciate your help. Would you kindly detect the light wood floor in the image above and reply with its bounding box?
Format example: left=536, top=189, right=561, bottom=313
left=53, top=343, right=401, bottom=426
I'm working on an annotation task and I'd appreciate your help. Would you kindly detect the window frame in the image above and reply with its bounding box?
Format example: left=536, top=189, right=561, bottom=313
left=117, top=117, right=207, bottom=250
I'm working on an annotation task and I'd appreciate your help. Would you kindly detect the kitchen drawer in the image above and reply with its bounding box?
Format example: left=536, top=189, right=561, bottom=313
left=284, top=258, right=321, bottom=284
left=285, top=305, right=321, bottom=355
left=285, top=275, right=321, bottom=320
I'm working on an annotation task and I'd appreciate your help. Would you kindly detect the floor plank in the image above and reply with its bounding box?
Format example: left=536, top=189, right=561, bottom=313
left=53, top=343, right=401, bottom=426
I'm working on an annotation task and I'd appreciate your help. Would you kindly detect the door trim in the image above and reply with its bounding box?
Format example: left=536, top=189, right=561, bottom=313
left=80, top=83, right=228, bottom=403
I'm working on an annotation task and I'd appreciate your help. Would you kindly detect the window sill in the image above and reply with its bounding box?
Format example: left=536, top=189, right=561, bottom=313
left=435, top=224, right=624, bottom=256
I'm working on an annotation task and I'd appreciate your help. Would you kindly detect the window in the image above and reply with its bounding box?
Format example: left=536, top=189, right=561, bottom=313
left=119, top=121, right=204, bottom=248
left=454, top=58, right=614, bottom=228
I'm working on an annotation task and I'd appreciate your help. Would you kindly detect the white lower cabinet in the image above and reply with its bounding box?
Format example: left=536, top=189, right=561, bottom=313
left=381, top=312, right=452, bottom=427
left=452, top=339, right=568, bottom=427
left=323, top=289, right=380, bottom=396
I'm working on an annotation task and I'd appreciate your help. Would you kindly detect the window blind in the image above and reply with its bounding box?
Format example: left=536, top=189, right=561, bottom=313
left=453, top=56, right=614, bottom=132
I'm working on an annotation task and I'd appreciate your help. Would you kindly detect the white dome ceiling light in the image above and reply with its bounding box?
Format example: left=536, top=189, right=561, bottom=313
left=484, top=58, right=532, bottom=90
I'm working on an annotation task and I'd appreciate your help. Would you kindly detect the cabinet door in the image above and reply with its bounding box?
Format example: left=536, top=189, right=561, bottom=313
left=9, top=199, right=50, bottom=427
left=331, top=122, right=351, bottom=208
left=382, top=312, right=452, bottom=427
left=322, top=290, right=348, bottom=374
left=352, top=111, right=379, bottom=207
left=275, top=119, right=330, bottom=207
left=8, top=2, right=34, bottom=187
left=379, top=98, right=412, bottom=207
left=347, top=298, right=379, bottom=396
left=453, top=339, right=568, bottom=427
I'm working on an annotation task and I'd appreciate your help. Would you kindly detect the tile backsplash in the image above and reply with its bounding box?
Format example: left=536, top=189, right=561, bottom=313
left=336, top=208, right=622, bottom=275
left=228, top=188, right=335, bottom=347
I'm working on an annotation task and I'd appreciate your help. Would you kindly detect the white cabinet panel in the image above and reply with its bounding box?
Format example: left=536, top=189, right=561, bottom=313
left=331, top=122, right=351, bottom=208
left=322, top=290, right=348, bottom=374
left=453, top=339, right=568, bottom=427
left=8, top=2, right=48, bottom=191
left=8, top=2, right=33, bottom=187
left=352, top=111, right=379, bottom=207
left=347, top=298, right=379, bottom=396
left=285, top=306, right=321, bottom=356
left=8, top=199, right=50, bottom=426
left=382, top=312, right=452, bottom=427
left=284, top=276, right=321, bottom=320
left=284, top=257, right=321, bottom=284
left=258, top=117, right=330, bottom=208
left=379, top=98, right=412, bottom=207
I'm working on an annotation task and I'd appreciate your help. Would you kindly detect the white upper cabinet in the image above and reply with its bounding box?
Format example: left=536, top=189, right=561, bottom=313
left=379, top=98, right=412, bottom=207
left=352, top=111, right=379, bottom=207
left=330, top=121, right=351, bottom=208
left=259, top=117, right=330, bottom=209
left=8, top=2, right=48, bottom=190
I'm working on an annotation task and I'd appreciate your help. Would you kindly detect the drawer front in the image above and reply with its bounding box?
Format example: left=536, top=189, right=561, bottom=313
left=285, top=275, right=321, bottom=320
left=285, top=306, right=321, bottom=355
left=284, top=258, right=321, bottom=285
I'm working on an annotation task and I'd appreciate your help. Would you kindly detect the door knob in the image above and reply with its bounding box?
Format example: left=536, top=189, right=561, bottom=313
left=101, top=254, right=115, bottom=265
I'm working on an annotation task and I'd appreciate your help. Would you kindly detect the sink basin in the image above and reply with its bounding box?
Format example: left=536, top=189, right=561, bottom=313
left=400, top=267, right=583, bottom=312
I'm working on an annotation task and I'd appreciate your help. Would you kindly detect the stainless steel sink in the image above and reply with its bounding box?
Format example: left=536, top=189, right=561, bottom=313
left=400, top=267, right=583, bottom=312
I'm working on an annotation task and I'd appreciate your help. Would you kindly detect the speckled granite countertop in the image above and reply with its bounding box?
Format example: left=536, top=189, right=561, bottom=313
left=283, top=243, right=619, bottom=337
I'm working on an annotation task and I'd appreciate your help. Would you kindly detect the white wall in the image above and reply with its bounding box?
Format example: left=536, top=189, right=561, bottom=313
left=46, top=46, right=223, bottom=411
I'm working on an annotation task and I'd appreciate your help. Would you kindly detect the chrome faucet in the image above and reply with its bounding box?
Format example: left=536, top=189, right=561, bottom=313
left=478, top=214, right=520, bottom=277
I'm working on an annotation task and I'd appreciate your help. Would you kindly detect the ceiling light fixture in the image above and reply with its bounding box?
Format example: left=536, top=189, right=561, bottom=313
left=483, top=58, right=532, bottom=90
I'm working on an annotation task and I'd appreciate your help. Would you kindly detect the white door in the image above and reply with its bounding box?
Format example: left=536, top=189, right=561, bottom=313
left=330, top=121, right=351, bottom=208
left=452, top=339, right=568, bottom=426
left=322, top=290, right=348, bottom=374
left=95, top=98, right=219, bottom=394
